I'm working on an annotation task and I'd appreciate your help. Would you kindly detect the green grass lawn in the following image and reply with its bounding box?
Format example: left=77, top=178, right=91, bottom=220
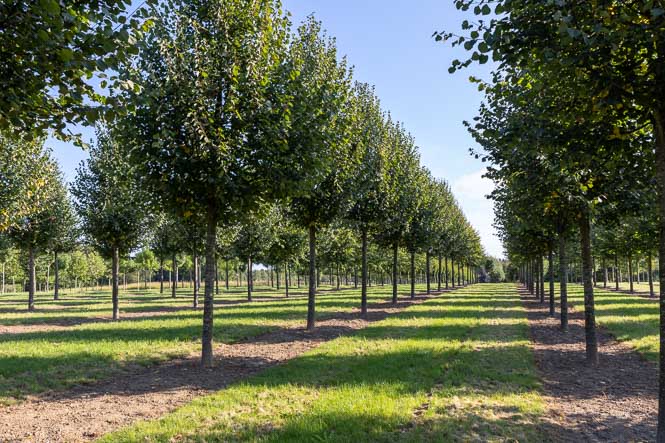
left=100, top=283, right=546, bottom=442
left=0, top=283, right=437, bottom=404
left=566, top=284, right=659, bottom=361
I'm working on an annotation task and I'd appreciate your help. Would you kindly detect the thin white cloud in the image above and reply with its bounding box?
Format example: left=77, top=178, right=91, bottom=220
left=451, top=169, right=504, bottom=258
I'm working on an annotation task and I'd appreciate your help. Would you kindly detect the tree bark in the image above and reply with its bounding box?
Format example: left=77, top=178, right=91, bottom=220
left=392, top=242, right=398, bottom=304
left=559, top=232, right=568, bottom=331
left=603, top=258, right=607, bottom=288
left=27, top=246, right=36, bottom=311
left=410, top=251, right=415, bottom=299
left=225, top=259, right=229, bottom=290
left=628, top=256, right=634, bottom=293
left=172, top=254, right=178, bottom=298
left=193, top=255, right=199, bottom=308
left=201, top=206, right=217, bottom=368
left=426, top=251, right=431, bottom=294
left=451, top=259, right=455, bottom=288
left=307, top=225, right=317, bottom=330
left=579, top=209, right=598, bottom=365
left=535, top=259, right=541, bottom=301
left=654, top=108, right=665, bottom=442
left=112, top=246, right=119, bottom=320
left=437, top=255, right=442, bottom=291
left=54, top=251, right=60, bottom=301
left=215, top=260, right=219, bottom=295
left=548, top=248, right=555, bottom=316
left=285, top=262, right=289, bottom=298
left=649, top=253, right=655, bottom=298
left=361, top=229, right=368, bottom=318
left=539, top=256, right=545, bottom=303
left=159, top=258, right=164, bottom=294
left=247, top=256, right=253, bottom=302
left=615, top=254, right=620, bottom=291
left=445, top=256, right=449, bottom=289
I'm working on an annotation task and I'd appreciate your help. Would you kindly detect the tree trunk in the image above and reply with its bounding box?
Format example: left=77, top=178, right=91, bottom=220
left=628, top=256, right=634, bottom=293
left=336, top=263, right=340, bottom=290
left=559, top=232, right=568, bottom=330
left=247, top=256, right=253, bottom=302
left=172, top=255, right=178, bottom=298
left=615, top=254, right=620, bottom=291
left=535, top=259, right=541, bottom=301
left=539, top=256, right=545, bottom=303
left=54, top=251, right=60, bottom=300
left=159, top=258, right=164, bottom=294
left=27, top=246, right=35, bottom=311
left=426, top=251, right=431, bottom=294
left=307, top=225, right=316, bottom=330
left=392, top=242, right=398, bottom=304
left=649, top=253, right=655, bottom=298
left=437, top=255, right=442, bottom=291
left=193, top=255, right=199, bottom=308
left=445, top=256, right=449, bottom=289
left=112, top=246, right=119, bottom=320
left=201, top=206, right=217, bottom=368
left=361, top=229, right=368, bottom=317
left=548, top=248, right=555, bottom=316
left=285, top=262, right=289, bottom=298
left=655, top=108, right=665, bottom=442
left=225, top=259, right=229, bottom=290
left=579, top=209, right=598, bottom=365
left=603, top=258, right=607, bottom=288
left=215, top=260, right=219, bottom=295
left=410, top=251, right=415, bottom=299
left=451, top=259, right=455, bottom=288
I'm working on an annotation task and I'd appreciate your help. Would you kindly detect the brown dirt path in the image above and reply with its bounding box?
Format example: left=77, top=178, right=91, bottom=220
left=0, top=289, right=458, bottom=442
left=521, top=287, right=657, bottom=442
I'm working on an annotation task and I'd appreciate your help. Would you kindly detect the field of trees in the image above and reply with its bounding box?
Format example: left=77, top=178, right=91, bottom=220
left=2, top=0, right=665, bottom=441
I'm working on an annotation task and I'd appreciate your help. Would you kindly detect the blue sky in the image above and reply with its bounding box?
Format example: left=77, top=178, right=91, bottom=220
left=50, top=0, right=503, bottom=257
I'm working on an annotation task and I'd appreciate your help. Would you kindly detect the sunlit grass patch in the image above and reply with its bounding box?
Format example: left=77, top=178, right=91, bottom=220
left=101, top=284, right=546, bottom=442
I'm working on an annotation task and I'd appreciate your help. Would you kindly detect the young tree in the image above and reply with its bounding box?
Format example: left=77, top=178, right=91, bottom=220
left=345, top=83, right=389, bottom=316
left=121, top=0, right=294, bottom=366
left=284, top=17, right=354, bottom=330
left=47, top=178, right=78, bottom=300
left=233, top=206, right=275, bottom=301
left=8, top=147, right=61, bottom=310
left=374, top=120, right=421, bottom=304
left=72, top=129, right=147, bottom=320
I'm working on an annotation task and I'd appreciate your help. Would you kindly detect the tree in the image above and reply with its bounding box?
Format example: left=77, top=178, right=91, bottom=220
left=440, top=3, right=665, bottom=433
left=47, top=177, right=78, bottom=300
left=284, top=17, right=354, bottom=330
left=374, top=120, right=421, bottom=304
left=121, top=0, right=293, bottom=366
left=72, top=128, right=147, bottom=320
left=0, top=0, right=153, bottom=141
left=0, top=132, right=52, bottom=232
left=345, top=82, right=389, bottom=316
left=8, top=147, right=61, bottom=310
left=233, top=206, right=275, bottom=301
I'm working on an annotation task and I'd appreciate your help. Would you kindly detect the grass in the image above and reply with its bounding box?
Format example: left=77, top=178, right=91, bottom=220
left=565, top=284, right=660, bottom=362
left=100, top=283, right=546, bottom=442
left=0, top=282, right=439, bottom=403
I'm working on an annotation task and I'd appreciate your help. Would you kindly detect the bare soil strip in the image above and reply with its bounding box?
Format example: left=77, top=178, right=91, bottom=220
left=0, top=289, right=454, bottom=442
left=521, top=288, right=657, bottom=442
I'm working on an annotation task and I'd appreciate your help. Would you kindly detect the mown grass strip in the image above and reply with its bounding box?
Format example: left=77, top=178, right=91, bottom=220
left=101, top=283, right=545, bottom=442
left=566, top=284, right=659, bottom=361
left=0, top=284, right=425, bottom=402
